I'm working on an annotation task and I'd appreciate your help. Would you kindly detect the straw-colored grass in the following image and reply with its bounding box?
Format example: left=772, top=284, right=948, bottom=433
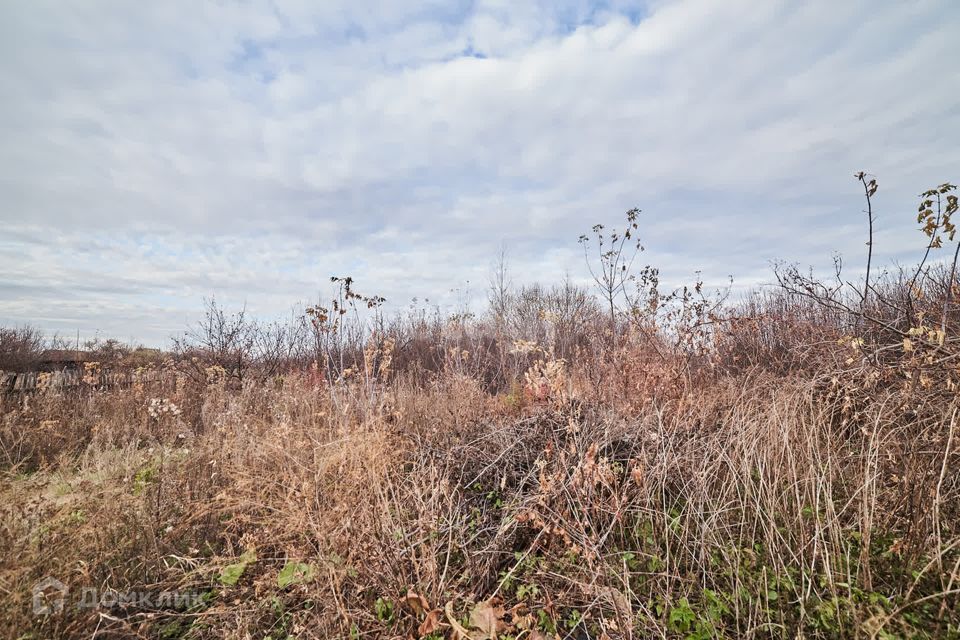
left=2, top=316, right=958, bottom=639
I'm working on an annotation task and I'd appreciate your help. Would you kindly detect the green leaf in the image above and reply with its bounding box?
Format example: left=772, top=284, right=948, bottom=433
left=218, top=549, right=257, bottom=586
left=668, top=598, right=696, bottom=632
left=277, top=561, right=315, bottom=588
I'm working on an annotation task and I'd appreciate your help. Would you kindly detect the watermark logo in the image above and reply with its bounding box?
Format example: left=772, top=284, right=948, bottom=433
left=31, top=577, right=205, bottom=615
left=32, top=576, right=68, bottom=615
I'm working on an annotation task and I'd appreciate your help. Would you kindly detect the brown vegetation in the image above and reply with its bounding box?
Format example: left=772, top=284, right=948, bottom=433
left=1, top=178, right=959, bottom=639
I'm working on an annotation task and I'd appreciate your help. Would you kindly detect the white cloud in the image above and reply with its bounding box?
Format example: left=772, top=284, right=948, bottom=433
left=1, top=0, right=958, bottom=344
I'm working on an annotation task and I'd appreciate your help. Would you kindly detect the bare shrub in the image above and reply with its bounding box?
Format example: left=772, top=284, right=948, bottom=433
left=0, top=325, right=46, bottom=372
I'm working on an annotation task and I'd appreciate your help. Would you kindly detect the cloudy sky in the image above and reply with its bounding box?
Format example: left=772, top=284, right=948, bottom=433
left=1, top=1, right=958, bottom=345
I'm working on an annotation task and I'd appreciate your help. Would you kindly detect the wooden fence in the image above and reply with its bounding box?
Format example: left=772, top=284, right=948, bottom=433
left=1, top=369, right=168, bottom=394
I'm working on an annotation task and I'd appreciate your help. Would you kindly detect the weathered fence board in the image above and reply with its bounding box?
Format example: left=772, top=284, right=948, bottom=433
left=1, top=369, right=167, bottom=394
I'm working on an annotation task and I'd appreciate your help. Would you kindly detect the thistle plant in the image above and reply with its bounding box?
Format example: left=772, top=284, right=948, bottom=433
left=579, top=208, right=643, bottom=342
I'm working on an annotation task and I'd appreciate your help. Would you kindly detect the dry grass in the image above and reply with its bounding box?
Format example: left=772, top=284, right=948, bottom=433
left=2, top=297, right=959, bottom=640
left=4, top=178, right=959, bottom=639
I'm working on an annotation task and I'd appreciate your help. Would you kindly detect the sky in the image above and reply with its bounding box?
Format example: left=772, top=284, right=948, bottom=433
left=1, top=0, right=959, bottom=346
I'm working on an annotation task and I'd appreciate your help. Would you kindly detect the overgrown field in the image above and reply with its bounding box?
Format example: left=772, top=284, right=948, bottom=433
left=3, top=183, right=960, bottom=638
